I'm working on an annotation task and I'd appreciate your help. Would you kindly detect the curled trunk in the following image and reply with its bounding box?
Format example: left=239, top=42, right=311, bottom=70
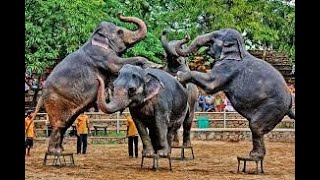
left=161, top=31, right=178, bottom=57
left=96, top=75, right=129, bottom=114
left=118, top=13, right=147, bottom=45
left=175, top=32, right=215, bottom=57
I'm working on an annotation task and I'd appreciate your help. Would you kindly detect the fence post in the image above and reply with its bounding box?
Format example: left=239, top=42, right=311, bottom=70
left=116, top=112, right=120, bottom=133
left=223, top=109, right=226, bottom=129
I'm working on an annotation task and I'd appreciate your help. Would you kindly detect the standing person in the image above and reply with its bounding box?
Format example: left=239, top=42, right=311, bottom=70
left=125, top=114, right=139, bottom=158
left=25, top=111, right=36, bottom=156
left=75, top=113, right=90, bottom=154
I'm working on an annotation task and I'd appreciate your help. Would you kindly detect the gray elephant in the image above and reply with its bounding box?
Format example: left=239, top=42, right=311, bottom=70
left=175, top=28, right=295, bottom=159
left=96, top=64, right=189, bottom=157
left=160, top=31, right=199, bottom=147
left=31, top=13, right=160, bottom=154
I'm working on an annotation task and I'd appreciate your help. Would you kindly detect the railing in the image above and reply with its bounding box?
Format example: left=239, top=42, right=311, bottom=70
left=30, top=110, right=295, bottom=137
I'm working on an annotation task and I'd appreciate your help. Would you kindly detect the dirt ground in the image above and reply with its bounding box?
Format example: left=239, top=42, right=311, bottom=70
left=25, top=141, right=294, bottom=180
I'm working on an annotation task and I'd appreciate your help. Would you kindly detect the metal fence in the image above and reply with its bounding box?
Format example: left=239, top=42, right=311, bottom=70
left=30, top=110, right=295, bottom=137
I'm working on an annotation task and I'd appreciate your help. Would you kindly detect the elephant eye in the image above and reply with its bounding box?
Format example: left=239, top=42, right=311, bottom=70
left=128, top=87, right=136, bottom=97
left=117, top=29, right=124, bottom=37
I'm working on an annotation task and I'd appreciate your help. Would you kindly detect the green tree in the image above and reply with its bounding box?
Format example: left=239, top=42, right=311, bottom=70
left=25, top=0, right=106, bottom=74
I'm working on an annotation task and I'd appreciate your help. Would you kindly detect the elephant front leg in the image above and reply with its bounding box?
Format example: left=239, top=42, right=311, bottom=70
left=182, top=116, right=193, bottom=146
left=177, top=70, right=228, bottom=95
left=155, top=113, right=171, bottom=157
left=134, top=119, right=154, bottom=157
left=171, top=131, right=179, bottom=147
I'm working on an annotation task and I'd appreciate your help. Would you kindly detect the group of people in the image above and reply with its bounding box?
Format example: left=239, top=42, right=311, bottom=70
left=197, top=91, right=235, bottom=112
left=25, top=111, right=139, bottom=158
left=25, top=72, right=47, bottom=94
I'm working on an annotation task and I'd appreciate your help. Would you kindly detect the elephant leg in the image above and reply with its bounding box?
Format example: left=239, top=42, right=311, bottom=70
left=172, top=131, right=179, bottom=147
left=248, top=107, right=284, bottom=159
left=45, top=94, right=92, bottom=154
left=183, top=83, right=198, bottom=146
left=182, top=110, right=192, bottom=146
left=133, top=118, right=154, bottom=157
left=155, top=113, right=170, bottom=157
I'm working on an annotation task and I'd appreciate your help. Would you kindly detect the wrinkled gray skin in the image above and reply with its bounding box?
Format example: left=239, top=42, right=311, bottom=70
left=175, top=28, right=295, bottom=159
left=31, top=13, right=161, bottom=154
left=161, top=31, right=199, bottom=147
left=96, top=64, right=188, bottom=157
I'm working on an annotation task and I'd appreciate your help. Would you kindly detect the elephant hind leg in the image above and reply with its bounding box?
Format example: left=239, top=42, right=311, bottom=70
left=44, top=96, right=91, bottom=154
left=249, top=108, right=284, bottom=159
left=182, top=108, right=192, bottom=146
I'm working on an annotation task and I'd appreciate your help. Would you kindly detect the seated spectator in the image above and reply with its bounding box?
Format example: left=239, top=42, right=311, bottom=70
left=197, top=92, right=206, bottom=111
left=214, top=92, right=226, bottom=112
left=25, top=82, right=30, bottom=93
left=223, top=95, right=235, bottom=112
left=204, top=95, right=215, bottom=112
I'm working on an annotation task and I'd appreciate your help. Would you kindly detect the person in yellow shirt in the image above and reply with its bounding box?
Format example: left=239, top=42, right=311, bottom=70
left=125, top=114, right=139, bottom=158
left=75, top=113, right=90, bottom=154
left=25, top=110, right=36, bottom=156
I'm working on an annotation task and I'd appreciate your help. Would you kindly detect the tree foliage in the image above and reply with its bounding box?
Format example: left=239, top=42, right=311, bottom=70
left=25, top=0, right=295, bottom=74
left=25, top=0, right=106, bottom=74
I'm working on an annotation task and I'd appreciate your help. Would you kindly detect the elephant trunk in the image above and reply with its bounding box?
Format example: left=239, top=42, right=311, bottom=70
left=175, top=32, right=216, bottom=57
left=161, top=31, right=178, bottom=57
left=96, top=75, right=130, bottom=114
left=118, top=13, right=147, bottom=45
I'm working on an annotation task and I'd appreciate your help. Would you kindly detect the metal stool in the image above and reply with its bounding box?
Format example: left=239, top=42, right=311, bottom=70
left=170, top=145, right=195, bottom=160
left=237, top=156, right=264, bottom=174
left=141, top=154, right=172, bottom=171
left=43, top=152, right=75, bottom=166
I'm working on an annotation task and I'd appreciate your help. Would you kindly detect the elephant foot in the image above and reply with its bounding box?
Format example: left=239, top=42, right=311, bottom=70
left=172, top=139, right=179, bottom=147
left=157, top=148, right=170, bottom=157
left=177, top=71, right=191, bottom=83
left=183, top=139, right=191, bottom=147
left=142, top=148, right=155, bottom=157
left=249, top=149, right=265, bottom=160
left=47, top=145, right=64, bottom=155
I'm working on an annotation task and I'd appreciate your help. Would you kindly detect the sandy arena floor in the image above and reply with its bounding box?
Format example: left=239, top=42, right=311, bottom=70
left=25, top=141, right=294, bottom=180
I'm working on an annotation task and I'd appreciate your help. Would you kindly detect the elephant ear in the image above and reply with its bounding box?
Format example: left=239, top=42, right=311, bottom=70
left=143, top=73, right=165, bottom=102
left=236, top=39, right=246, bottom=59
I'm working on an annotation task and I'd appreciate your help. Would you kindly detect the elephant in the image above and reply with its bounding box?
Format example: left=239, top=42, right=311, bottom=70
left=31, top=13, right=161, bottom=154
left=160, top=31, right=199, bottom=147
left=96, top=64, right=189, bottom=157
left=174, top=28, right=295, bottom=159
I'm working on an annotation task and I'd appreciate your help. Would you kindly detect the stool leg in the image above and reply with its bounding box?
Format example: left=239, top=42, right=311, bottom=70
left=242, top=160, right=246, bottom=172
left=191, top=147, right=195, bottom=159
left=141, top=156, right=144, bottom=168
left=182, top=147, right=185, bottom=160
left=261, top=160, right=264, bottom=173
left=237, top=160, right=240, bottom=173
left=71, top=155, right=75, bottom=166
left=43, top=154, right=48, bottom=165
left=63, top=156, right=66, bottom=165
left=169, top=156, right=172, bottom=171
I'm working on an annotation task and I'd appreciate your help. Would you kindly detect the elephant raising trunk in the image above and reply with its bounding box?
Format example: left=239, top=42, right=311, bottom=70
left=175, top=32, right=223, bottom=57
left=118, top=13, right=147, bottom=46
left=161, top=31, right=179, bottom=57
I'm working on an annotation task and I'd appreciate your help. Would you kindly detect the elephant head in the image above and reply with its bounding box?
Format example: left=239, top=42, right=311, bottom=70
left=161, top=31, right=189, bottom=72
left=175, top=28, right=247, bottom=61
left=96, top=64, right=164, bottom=114
left=91, top=13, right=147, bottom=55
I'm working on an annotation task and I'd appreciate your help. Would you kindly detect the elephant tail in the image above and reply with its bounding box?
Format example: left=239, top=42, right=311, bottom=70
left=25, top=96, right=44, bottom=138
left=286, top=93, right=295, bottom=120
left=30, top=95, right=44, bottom=122
left=287, top=109, right=295, bottom=120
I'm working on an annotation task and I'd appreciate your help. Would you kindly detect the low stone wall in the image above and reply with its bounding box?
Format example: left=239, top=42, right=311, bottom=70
left=35, top=128, right=295, bottom=145
left=186, top=128, right=295, bottom=143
